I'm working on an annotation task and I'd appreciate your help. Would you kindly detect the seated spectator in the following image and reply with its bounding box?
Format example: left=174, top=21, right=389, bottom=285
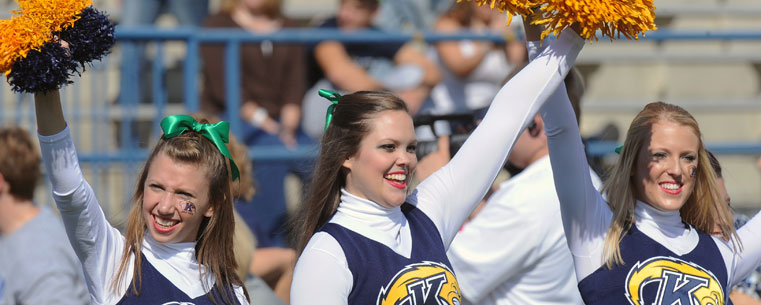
left=119, top=0, right=209, bottom=105
left=201, top=0, right=314, bottom=247
left=0, top=126, right=89, bottom=305
left=425, top=1, right=526, bottom=115
left=413, top=2, right=525, bottom=144
left=301, top=0, right=441, bottom=140
left=373, top=0, right=451, bottom=32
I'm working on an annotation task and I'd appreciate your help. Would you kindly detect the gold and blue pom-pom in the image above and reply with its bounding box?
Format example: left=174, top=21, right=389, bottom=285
left=1, top=0, right=115, bottom=93
left=59, top=6, right=115, bottom=67
left=464, top=0, right=657, bottom=41
left=7, top=42, right=79, bottom=92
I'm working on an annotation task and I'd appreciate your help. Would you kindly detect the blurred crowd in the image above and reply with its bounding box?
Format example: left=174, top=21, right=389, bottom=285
left=4, top=0, right=761, bottom=305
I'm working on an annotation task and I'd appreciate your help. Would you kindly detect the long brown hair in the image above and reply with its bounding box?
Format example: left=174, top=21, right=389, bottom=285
left=293, top=91, right=408, bottom=253
left=601, top=102, right=739, bottom=268
left=112, top=118, right=249, bottom=304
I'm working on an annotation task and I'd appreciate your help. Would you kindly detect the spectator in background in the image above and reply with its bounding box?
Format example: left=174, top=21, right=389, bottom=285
left=301, top=0, right=441, bottom=140
left=414, top=2, right=525, bottom=144
left=119, top=0, right=209, bottom=104
left=373, top=0, right=451, bottom=32
left=426, top=2, right=525, bottom=114
left=445, top=22, right=598, bottom=301
left=0, top=126, right=89, bottom=305
left=201, top=0, right=313, bottom=247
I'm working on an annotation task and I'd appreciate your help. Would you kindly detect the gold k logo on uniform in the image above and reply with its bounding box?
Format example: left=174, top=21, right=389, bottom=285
left=377, top=261, right=462, bottom=305
left=625, top=256, right=724, bottom=305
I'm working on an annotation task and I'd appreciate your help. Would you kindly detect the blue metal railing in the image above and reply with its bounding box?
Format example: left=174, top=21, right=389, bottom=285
left=4, top=27, right=761, bottom=161
left=4, top=27, right=761, bottom=211
left=109, top=27, right=761, bottom=158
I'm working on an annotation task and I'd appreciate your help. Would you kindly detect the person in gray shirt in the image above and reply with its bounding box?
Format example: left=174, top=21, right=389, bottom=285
left=0, top=126, right=89, bottom=305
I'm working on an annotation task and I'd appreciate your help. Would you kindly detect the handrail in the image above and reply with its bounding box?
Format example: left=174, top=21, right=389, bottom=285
left=114, top=27, right=761, bottom=42
left=586, top=141, right=761, bottom=157
left=73, top=141, right=761, bottom=162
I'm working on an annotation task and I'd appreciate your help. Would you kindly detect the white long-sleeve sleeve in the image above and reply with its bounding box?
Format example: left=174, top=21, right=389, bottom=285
left=412, top=29, right=586, bottom=247
left=540, top=50, right=761, bottom=286
left=38, top=126, right=128, bottom=305
left=729, top=211, right=761, bottom=286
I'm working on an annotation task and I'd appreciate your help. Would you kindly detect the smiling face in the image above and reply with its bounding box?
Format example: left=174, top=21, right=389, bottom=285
left=342, top=110, right=417, bottom=209
left=142, top=152, right=213, bottom=243
left=633, top=120, right=700, bottom=212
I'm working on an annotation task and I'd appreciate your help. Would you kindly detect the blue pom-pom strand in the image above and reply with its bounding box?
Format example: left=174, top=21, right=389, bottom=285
left=7, top=42, right=79, bottom=93
left=59, top=6, right=116, bottom=67
left=5, top=6, right=116, bottom=93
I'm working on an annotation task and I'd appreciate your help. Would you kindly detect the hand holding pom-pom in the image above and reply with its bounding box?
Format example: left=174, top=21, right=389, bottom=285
left=465, top=0, right=657, bottom=41
left=1, top=1, right=114, bottom=93
left=59, top=6, right=115, bottom=67
left=7, top=41, right=78, bottom=93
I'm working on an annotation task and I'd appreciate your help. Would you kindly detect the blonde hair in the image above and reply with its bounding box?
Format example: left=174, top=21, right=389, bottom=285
left=601, top=102, right=739, bottom=268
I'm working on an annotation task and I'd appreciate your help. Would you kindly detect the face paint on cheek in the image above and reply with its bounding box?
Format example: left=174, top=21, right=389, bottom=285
left=689, top=166, right=697, bottom=177
left=181, top=201, right=196, bottom=215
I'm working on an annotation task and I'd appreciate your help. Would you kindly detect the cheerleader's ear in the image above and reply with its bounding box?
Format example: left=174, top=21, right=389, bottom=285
left=0, top=172, right=6, bottom=194
left=204, top=204, right=214, bottom=218
left=342, top=156, right=355, bottom=171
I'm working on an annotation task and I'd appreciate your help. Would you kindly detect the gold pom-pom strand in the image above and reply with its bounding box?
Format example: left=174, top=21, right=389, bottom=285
left=17, top=0, right=91, bottom=33
left=463, top=0, right=542, bottom=26
left=535, top=0, right=657, bottom=41
left=0, top=15, right=51, bottom=74
left=466, top=0, right=657, bottom=41
left=0, top=0, right=91, bottom=74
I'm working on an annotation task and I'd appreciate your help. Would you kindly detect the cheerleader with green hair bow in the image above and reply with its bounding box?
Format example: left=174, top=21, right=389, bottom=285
left=29, top=38, right=250, bottom=304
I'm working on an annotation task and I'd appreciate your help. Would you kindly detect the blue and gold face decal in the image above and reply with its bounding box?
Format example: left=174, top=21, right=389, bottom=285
left=376, top=261, right=462, bottom=305
left=625, top=256, right=725, bottom=305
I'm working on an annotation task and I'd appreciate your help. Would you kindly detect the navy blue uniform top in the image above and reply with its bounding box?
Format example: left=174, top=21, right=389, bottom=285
left=578, top=225, right=732, bottom=305
left=116, top=255, right=240, bottom=305
left=320, top=203, right=463, bottom=305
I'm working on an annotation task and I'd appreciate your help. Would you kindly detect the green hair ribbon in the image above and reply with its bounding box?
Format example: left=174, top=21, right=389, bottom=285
left=319, top=89, right=341, bottom=131
left=615, top=144, right=623, bottom=154
left=160, top=115, right=240, bottom=181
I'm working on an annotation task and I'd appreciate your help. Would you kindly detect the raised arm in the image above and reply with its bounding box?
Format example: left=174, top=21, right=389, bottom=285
left=34, top=90, right=126, bottom=303
left=534, top=29, right=613, bottom=281
left=411, top=27, right=585, bottom=247
left=33, top=91, right=67, bottom=136
left=728, top=211, right=761, bottom=286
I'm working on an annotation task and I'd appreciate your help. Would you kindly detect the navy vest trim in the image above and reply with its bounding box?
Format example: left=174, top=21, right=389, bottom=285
left=578, top=225, right=732, bottom=305
left=116, top=255, right=240, bottom=305
left=320, top=202, right=463, bottom=305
